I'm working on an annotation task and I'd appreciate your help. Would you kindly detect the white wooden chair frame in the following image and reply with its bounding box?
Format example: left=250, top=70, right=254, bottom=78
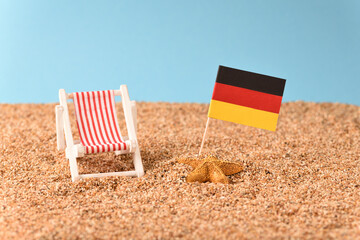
left=55, top=85, right=144, bottom=182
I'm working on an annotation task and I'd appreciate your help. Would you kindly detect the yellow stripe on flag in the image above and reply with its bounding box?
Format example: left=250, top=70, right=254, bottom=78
left=208, top=100, right=279, bottom=131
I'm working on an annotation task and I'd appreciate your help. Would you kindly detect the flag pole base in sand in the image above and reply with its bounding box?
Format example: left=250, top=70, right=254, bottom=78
left=199, top=117, right=210, bottom=156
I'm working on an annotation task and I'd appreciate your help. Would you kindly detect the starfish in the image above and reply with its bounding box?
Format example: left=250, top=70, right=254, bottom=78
left=177, top=155, right=243, bottom=184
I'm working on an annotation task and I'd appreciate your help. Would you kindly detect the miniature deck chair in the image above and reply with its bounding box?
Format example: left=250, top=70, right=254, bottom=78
left=55, top=85, right=144, bottom=182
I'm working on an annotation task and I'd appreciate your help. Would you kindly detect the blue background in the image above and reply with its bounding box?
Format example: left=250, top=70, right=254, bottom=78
left=0, top=0, right=359, bottom=105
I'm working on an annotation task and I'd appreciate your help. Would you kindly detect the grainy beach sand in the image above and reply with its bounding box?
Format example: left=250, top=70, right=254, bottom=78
left=0, top=101, right=359, bottom=239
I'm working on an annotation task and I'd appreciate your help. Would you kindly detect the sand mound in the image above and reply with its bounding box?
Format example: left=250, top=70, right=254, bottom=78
left=0, top=101, right=359, bottom=239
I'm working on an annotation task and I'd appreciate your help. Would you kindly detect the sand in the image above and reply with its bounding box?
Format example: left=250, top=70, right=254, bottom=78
left=0, top=101, right=359, bottom=239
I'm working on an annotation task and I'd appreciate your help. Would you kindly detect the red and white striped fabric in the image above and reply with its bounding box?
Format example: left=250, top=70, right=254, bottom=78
left=73, top=90, right=128, bottom=154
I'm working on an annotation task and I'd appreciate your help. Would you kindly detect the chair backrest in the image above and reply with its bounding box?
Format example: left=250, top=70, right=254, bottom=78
left=72, top=90, right=126, bottom=153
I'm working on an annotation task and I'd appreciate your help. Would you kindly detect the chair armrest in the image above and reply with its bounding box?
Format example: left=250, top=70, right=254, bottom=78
left=120, top=85, right=137, bottom=141
left=131, top=100, right=137, bottom=134
left=55, top=105, right=66, bottom=151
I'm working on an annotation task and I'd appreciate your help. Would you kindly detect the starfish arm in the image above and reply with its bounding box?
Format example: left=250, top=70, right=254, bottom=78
left=215, top=161, right=244, bottom=176
left=177, top=157, right=202, bottom=168
left=209, top=163, right=230, bottom=184
left=186, top=162, right=209, bottom=183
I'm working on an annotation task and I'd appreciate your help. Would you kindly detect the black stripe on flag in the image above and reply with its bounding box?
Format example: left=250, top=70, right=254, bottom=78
left=216, top=65, right=286, bottom=96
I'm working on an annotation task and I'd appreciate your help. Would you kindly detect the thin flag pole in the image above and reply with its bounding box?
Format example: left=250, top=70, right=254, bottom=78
left=199, top=117, right=210, bottom=156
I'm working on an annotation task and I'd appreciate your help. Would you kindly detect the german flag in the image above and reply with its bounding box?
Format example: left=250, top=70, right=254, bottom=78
left=208, top=66, right=286, bottom=131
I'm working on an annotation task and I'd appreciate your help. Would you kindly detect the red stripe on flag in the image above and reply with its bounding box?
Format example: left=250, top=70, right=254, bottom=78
left=212, top=83, right=283, bottom=114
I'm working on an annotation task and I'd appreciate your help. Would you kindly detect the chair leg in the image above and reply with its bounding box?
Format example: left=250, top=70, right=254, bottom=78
left=133, top=148, right=144, bottom=177
left=68, top=155, right=80, bottom=182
